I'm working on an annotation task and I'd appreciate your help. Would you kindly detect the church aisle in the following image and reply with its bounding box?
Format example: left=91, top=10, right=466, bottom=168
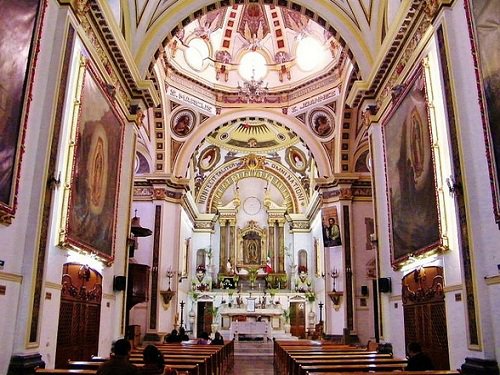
left=228, top=341, right=274, bottom=374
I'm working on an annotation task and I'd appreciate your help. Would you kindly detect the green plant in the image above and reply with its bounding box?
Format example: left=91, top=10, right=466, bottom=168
left=248, top=266, right=258, bottom=283
left=282, top=308, right=291, bottom=323
left=305, top=290, right=316, bottom=302
left=207, top=306, right=219, bottom=320
left=188, top=291, right=199, bottom=301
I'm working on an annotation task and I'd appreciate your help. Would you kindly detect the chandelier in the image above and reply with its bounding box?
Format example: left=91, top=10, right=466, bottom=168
left=237, top=68, right=269, bottom=103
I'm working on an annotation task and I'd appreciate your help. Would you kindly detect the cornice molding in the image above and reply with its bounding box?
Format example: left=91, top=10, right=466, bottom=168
left=347, top=0, right=456, bottom=109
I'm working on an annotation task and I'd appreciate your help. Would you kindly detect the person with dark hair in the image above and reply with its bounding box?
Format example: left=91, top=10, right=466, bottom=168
left=178, top=326, right=189, bottom=341
left=138, top=345, right=165, bottom=374
left=406, top=342, right=434, bottom=371
left=211, top=331, right=224, bottom=345
left=96, top=338, right=138, bottom=375
left=164, top=329, right=179, bottom=343
left=197, top=331, right=211, bottom=345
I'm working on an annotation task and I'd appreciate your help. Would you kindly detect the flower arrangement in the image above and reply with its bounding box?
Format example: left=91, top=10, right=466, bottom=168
left=248, top=266, right=259, bottom=283
left=221, top=278, right=235, bottom=289
left=305, top=290, right=316, bottom=302
left=196, top=264, right=206, bottom=273
left=298, top=265, right=308, bottom=274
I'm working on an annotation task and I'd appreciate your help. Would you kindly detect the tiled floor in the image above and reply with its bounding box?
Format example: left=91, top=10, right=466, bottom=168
left=228, top=341, right=274, bottom=374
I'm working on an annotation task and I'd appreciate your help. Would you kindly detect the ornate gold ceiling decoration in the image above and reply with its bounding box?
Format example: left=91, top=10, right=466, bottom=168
left=207, top=117, right=297, bottom=154
left=196, top=155, right=309, bottom=213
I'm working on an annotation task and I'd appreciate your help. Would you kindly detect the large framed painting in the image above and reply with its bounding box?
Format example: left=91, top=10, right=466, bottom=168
left=321, top=206, right=341, bottom=248
left=0, top=0, right=47, bottom=223
left=382, top=68, right=441, bottom=266
left=464, top=0, right=500, bottom=224
left=62, top=63, right=124, bottom=262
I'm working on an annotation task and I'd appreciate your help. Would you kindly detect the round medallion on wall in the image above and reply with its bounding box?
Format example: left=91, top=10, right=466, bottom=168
left=309, top=109, right=334, bottom=138
left=243, top=196, right=262, bottom=216
left=171, top=109, right=196, bottom=138
left=286, top=146, right=307, bottom=173
left=198, top=145, right=220, bottom=172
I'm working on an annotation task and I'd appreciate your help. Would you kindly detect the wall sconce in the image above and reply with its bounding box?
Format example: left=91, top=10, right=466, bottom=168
left=330, top=268, right=339, bottom=292
left=160, top=290, right=175, bottom=309
left=159, top=268, right=176, bottom=309
left=328, top=291, right=343, bottom=311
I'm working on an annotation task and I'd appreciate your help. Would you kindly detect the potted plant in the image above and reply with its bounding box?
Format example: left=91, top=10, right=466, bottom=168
left=248, top=266, right=258, bottom=289
left=188, top=291, right=199, bottom=325
left=207, top=306, right=220, bottom=334
left=282, top=308, right=291, bottom=333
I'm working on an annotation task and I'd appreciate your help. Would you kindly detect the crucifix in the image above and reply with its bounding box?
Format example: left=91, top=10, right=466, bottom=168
left=179, top=300, right=185, bottom=328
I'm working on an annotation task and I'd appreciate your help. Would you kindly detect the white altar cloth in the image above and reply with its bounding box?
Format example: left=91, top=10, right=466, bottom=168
left=230, top=321, right=269, bottom=341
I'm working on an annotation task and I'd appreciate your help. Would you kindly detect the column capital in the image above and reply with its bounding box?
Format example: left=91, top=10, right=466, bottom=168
left=133, top=176, right=189, bottom=203
left=316, top=175, right=372, bottom=202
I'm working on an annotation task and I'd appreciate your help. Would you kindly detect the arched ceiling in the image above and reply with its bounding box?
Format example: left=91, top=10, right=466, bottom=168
left=164, top=4, right=345, bottom=92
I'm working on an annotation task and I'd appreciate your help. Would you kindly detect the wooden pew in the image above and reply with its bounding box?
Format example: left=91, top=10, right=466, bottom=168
left=288, top=353, right=392, bottom=375
left=35, top=370, right=95, bottom=374
left=299, top=362, right=408, bottom=374
left=295, top=358, right=407, bottom=375
left=273, top=340, right=374, bottom=374
left=67, top=360, right=199, bottom=375
left=306, top=372, right=461, bottom=375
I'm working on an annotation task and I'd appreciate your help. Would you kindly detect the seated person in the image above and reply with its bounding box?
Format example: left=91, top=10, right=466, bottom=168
left=406, top=342, right=434, bottom=371
left=211, top=331, right=224, bottom=345
left=178, top=327, right=189, bottom=341
left=138, top=345, right=164, bottom=374
left=96, top=338, right=138, bottom=375
left=197, top=331, right=211, bottom=345
left=164, top=329, right=178, bottom=343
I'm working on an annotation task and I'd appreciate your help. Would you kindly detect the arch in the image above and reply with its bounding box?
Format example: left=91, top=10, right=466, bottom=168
left=172, top=108, right=332, bottom=178
left=132, top=0, right=374, bottom=78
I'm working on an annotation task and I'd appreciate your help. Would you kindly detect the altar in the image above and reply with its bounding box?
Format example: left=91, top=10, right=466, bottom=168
left=231, top=321, right=269, bottom=341
left=219, top=307, right=284, bottom=340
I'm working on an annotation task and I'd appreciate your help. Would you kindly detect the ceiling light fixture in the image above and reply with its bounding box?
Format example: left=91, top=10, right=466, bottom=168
left=237, top=68, right=269, bottom=103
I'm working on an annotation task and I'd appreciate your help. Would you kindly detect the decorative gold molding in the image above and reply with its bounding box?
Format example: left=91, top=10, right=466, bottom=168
left=443, top=283, right=464, bottom=292
left=44, top=281, right=62, bottom=290
left=102, top=293, right=116, bottom=300
left=484, top=275, right=500, bottom=286
left=0, top=271, right=23, bottom=283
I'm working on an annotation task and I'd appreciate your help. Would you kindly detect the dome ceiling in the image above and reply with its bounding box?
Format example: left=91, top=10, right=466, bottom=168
left=164, top=4, right=346, bottom=93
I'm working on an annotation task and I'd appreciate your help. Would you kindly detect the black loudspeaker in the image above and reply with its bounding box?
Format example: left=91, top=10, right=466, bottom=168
left=113, top=276, right=127, bottom=291
left=378, top=277, right=392, bottom=293
left=361, top=285, right=369, bottom=296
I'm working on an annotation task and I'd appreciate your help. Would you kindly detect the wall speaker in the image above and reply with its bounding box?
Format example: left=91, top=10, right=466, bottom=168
left=113, top=276, right=127, bottom=291
left=378, top=277, right=392, bottom=293
left=361, top=285, right=369, bottom=296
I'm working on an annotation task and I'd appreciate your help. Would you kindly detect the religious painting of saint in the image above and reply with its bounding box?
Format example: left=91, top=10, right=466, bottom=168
left=64, top=66, right=124, bottom=261
left=310, top=109, right=334, bottom=138
left=171, top=109, right=195, bottom=137
left=465, top=0, right=500, bottom=223
left=321, top=207, right=342, bottom=248
left=0, top=0, right=46, bottom=222
left=382, top=68, right=440, bottom=265
left=286, top=146, right=307, bottom=173
left=199, top=145, right=220, bottom=172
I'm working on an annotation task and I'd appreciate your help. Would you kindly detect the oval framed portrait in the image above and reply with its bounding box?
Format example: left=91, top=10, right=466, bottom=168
left=198, top=145, right=220, bottom=172
left=309, top=109, right=334, bottom=138
left=171, top=109, right=196, bottom=138
left=286, top=146, right=307, bottom=173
